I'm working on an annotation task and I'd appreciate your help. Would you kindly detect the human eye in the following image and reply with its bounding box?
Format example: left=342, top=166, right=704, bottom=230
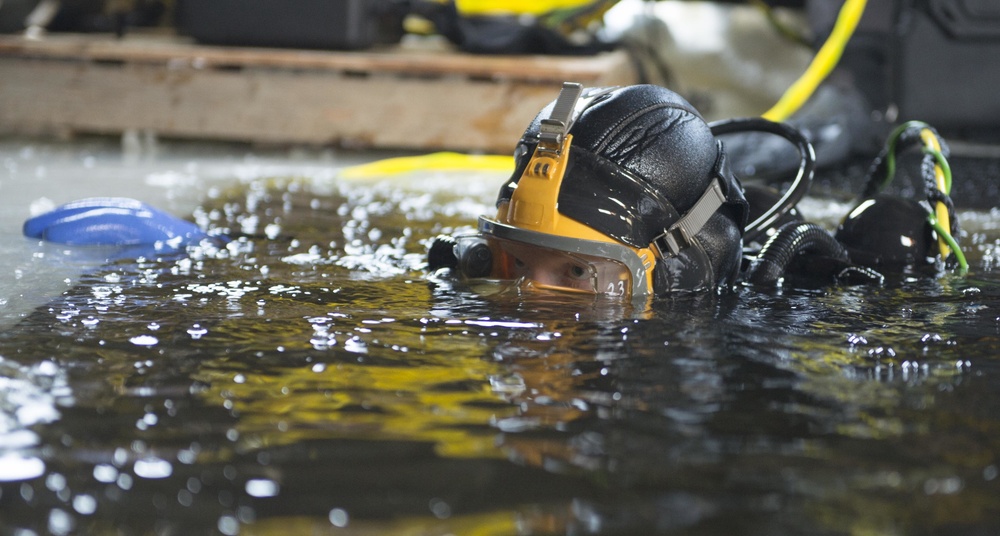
left=567, top=264, right=589, bottom=280
left=511, top=257, right=529, bottom=276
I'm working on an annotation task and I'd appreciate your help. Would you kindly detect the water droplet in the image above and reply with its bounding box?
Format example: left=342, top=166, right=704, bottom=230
left=0, top=454, right=45, bottom=481
left=134, top=457, right=173, bottom=479
left=187, top=325, right=208, bottom=339
left=93, top=464, right=118, bottom=483
left=129, top=335, right=158, bottom=347
left=48, top=508, right=74, bottom=536
left=73, top=494, right=97, bottom=515
left=921, top=333, right=943, bottom=344
left=429, top=498, right=451, bottom=519
left=245, top=479, right=279, bottom=498
left=984, top=465, right=998, bottom=481
left=329, top=508, right=349, bottom=527
left=218, top=514, right=240, bottom=536
left=264, top=223, right=281, bottom=239
left=45, top=473, right=66, bottom=492
left=177, top=449, right=198, bottom=465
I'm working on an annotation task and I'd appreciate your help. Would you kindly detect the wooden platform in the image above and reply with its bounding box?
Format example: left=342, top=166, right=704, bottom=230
left=0, top=33, right=638, bottom=153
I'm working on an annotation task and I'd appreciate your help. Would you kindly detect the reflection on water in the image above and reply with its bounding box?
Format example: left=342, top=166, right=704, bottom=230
left=1, top=162, right=1000, bottom=535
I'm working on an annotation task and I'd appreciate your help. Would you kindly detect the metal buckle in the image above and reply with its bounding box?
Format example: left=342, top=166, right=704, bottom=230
left=652, top=227, right=689, bottom=258
left=650, top=178, right=726, bottom=259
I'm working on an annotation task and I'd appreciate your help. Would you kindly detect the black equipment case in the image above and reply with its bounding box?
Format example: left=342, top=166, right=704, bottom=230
left=175, top=0, right=407, bottom=50
left=810, top=0, right=1000, bottom=137
left=892, top=0, right=1000, bottom=135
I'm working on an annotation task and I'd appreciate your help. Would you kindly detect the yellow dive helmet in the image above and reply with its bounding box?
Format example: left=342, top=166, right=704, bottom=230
left=429, top=83, right=749, bottom=303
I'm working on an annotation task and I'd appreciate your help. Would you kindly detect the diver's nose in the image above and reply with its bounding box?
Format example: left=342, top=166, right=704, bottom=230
left=524, top=268, right=560, bottom=288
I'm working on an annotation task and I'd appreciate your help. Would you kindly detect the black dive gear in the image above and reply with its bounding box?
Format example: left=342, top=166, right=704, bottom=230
left=835, top=121, right=965, bottom=273
left=428, top=84, right=965, bottom=302
left=836, top=195, right=936, bottom=268
left=747, top=221, right=884, bottom=286
left=709, top=118, right=816, bottom=245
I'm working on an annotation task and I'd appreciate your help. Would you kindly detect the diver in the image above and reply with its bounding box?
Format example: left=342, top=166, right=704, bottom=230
left=23, top=82, right=965, bottom=306
left=425, top=82, right=965, bottom=305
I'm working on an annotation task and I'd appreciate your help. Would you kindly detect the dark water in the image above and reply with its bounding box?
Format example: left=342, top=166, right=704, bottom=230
left=1, top=172, right=999, bottom=535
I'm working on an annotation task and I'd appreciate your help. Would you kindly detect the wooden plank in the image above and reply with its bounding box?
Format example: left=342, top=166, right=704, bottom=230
left=0, top=33, right=632, bottom=83
left=0, top=34, right=638, bottom=152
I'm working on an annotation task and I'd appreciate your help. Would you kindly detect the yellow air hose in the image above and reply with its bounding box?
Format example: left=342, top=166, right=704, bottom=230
left=918, top=127, right=956, bottom=260
left=762, top=0, right=868, bottom=122
left=338, top=152, right=512, bottom=180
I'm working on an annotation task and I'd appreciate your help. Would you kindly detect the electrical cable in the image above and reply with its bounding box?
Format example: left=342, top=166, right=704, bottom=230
left=761, top=0, right=867, bottom=122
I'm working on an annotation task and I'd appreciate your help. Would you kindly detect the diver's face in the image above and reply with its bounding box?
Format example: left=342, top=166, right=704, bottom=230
left=501, top=241, right=597, bottom=294
left=457, top=219, right=645, bottom=300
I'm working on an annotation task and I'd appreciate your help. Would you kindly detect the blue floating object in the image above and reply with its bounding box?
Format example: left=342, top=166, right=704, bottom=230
left=23, top=197, right=209, bottom=250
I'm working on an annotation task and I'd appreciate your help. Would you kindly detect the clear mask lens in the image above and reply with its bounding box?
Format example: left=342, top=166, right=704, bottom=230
left=453, top=234, right=632, bottom=298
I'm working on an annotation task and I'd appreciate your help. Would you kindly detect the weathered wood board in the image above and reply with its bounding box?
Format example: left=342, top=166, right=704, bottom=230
left=0, top=33, right=637, bottom=153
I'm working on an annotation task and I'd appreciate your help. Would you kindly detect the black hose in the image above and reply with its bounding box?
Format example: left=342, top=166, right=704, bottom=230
left=709, top=117, right=816, bottom=243
left=427, top=235, right=459, bottom=271
left=746, top=222, right=848, bottom=286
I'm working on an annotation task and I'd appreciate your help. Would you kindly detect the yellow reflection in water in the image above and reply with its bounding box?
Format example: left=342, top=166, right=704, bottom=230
left=245, top=509, right=525, bottom=536
left=194, top=350, right=519, bottom=460
left=172, top=252, right=524, bottom=458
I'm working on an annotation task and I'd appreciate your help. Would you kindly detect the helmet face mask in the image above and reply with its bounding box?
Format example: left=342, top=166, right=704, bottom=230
left=450, top=230, right=635, bottom=297
left=475, top=217, right=648, bottom=296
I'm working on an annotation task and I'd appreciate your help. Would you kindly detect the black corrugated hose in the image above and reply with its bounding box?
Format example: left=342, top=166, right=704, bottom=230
left=746, top=221, right=876, bottom=285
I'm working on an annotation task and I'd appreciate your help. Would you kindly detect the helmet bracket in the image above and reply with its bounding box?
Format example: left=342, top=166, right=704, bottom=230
left=538, top=82, right=583, bottom=154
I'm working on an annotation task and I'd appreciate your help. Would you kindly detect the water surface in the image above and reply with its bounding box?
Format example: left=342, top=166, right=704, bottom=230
left=1, top=140, right=999, bottom=535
